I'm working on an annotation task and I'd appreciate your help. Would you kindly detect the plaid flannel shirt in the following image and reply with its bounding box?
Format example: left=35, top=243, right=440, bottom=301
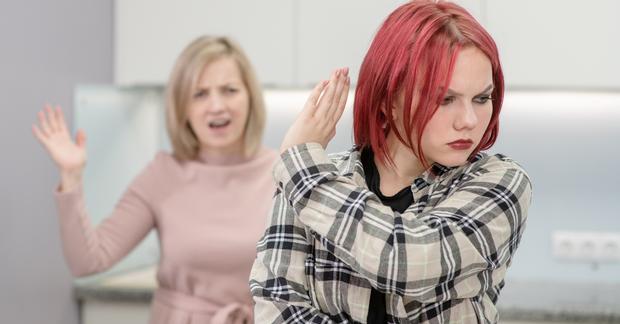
left=250, top=143, right=532, bottom=324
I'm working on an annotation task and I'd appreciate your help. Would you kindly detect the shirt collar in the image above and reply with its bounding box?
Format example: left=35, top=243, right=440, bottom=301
left=346, top=146, right=487, bottom=191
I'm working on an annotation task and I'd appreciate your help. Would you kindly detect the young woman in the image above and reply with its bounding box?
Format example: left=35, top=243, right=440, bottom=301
left=33, top=36, right=276, bottom=324
left=250, top=1, right=532, bottom=323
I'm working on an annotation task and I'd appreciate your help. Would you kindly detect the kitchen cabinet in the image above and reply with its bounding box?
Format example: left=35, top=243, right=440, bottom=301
left=295, top=0, right=407, bottom=86
left=296, top=0, right=484, bottom=85
left=83, top=302, right=150, bottom=324
left=114, top=0, right=295, bottom=86
left=114, top=0, right=482, bottom=87
left=115, top=1, right=620, bottom=89
left=296, top=0, right=486, bottom=86
left=485, top=0, right=620, bottom=89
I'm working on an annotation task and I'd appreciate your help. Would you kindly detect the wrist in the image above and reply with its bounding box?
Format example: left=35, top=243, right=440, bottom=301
left=59, top=168, right=83, bottom=192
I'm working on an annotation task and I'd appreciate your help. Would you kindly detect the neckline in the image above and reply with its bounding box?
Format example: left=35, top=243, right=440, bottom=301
left=358, top=147, right=451, bottom=191
left=362, top=149, right=410, bottom=198
left=185, top=147, right=276, bottom=172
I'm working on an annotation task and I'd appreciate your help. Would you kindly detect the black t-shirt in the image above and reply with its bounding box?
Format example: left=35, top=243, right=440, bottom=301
left=361, top=148, right=414, bottom=324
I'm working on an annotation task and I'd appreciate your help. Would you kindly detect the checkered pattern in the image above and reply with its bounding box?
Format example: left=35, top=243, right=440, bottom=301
left=250, top=143, right=532, bottom=323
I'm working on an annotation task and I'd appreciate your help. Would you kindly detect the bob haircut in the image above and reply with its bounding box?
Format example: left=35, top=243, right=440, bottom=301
left=353, top=0, right=504, bottom=167
left=165, top=36, right=266, bottom=161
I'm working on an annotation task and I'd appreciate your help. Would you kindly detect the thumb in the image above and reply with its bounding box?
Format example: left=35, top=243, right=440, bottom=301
left=75, top=129, right=87, bottom=148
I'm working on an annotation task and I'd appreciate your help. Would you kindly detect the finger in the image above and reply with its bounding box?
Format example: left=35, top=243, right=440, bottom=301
left=38, top=110, right=52, bottom=136
left=337, top=70, right=350, bottom=105
left=332, top=76, right=351, bottom=125
left=303, top=80, right=329, bottom=117
left=55, top=105, right=68, bottom=134
left=32, top=124, right=48, bottom=144
left=314, top=69, right=340, bottom=118
left=327, top=68, right=349, bottom=121
left=45, top=104, right=59, bottom=132
left=75, top=129, right=87, bottom=148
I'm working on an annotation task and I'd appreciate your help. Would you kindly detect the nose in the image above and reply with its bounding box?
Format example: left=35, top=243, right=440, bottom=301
left=206, top=93, right=226, bottom=114
left=454, top=102, right=478, bottom=130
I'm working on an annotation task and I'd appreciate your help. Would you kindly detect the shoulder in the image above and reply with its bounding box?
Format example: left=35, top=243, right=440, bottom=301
left=326, top=146, right=362, bottom=176
left=469, top=153, right=530, bottom=181
left=457, top=152, right=533, bottom=199
left=129, top=151, right=180, bottom=194
left=255, top=146, right=279, bottom=166
left=143, top=151, right=182, bottom=175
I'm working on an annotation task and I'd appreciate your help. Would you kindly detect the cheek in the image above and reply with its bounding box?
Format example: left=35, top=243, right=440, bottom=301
left=424, top=114, right=450, bottom=143
left=187, top=107, right=200, bottom=127
left=419, top=122, right=443, bottom=157
left=187, top=101, right=204, bottom=118
left=240, top=101, right=250, bottom=118
left=477, top=107, right=494, bottom=132
left=234, top=96, right=250, bottom=121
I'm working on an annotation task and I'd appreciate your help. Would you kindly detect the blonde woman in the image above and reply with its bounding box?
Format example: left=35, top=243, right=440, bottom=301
left=33, top=36, right=275, bottom=324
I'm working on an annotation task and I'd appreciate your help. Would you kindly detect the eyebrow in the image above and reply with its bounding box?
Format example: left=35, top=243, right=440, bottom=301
left=194, top=82, right=241, bottom=90
left=445, top=84, right=494, bottom=96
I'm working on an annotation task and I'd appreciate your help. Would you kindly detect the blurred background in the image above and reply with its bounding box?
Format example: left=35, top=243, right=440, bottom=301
left=2, top=1, right=619, bottom=323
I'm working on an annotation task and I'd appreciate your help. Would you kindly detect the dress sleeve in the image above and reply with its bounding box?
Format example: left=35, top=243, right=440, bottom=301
left=54, top=155, right=163, bottom=276
left=249, top=190, right=339, bottom=323
left=275, top=143, right=532, bottom=303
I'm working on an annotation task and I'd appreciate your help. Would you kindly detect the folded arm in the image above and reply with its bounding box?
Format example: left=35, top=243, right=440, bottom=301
left=250, top=191, right=342, bottom=323
left=276, top=143, right=532, bottom=302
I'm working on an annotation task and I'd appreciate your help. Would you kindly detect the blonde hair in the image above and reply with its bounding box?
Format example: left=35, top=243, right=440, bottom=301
left=165, top=36, right=266, bottom=161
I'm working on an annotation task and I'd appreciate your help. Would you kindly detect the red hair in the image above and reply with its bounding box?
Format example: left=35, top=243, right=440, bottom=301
left=353, top=0, right=504, bottom=167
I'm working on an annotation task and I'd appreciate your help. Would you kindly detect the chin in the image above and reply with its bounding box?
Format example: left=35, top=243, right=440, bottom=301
left=433, top=154, right=471, bottom=168
left=201, top=136, right=244, bottom=151
left=204, top=141, right=237, bottom=150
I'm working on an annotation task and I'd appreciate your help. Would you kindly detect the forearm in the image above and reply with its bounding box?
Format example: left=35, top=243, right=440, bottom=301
left=55, top=184, right=155, bottom=276
left=251, top=280, right=336, bottom=324
left=276, top=143, right=532, bottom=300
left=250, top=193, right=337, bottom=323
left=55, top=186, right=110, bottom=276
left=250, top=253, right=336, bottom=323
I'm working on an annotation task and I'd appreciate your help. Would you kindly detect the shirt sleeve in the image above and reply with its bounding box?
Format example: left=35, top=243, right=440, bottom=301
left=54, top=156, right=161, bottom=277
left=275, top=143, right=532, bottom=303
left=249, top=189, right=339, bottom=323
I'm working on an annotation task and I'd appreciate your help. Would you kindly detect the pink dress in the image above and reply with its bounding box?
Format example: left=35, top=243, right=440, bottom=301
left=55, top=148, right=278, bottom=324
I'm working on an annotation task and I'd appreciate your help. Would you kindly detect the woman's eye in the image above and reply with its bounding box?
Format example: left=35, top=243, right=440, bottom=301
left=193, top=90, right=207, bottom=98
left=474, top=95, right=492, bottom=104
left=440, top=96, right=455, bottom=106
left=226, top=88, right=238, bottom=93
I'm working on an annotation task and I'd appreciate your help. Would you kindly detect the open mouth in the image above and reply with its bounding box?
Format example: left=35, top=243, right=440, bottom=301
left=208, top=119, right=231, bottom=129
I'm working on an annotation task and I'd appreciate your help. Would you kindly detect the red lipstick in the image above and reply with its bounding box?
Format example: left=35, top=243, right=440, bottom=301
left=448, top=139, right=473, bottom=150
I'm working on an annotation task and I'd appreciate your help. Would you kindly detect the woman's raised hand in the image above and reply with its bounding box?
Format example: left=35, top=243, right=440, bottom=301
left=280, top=67, right=350, bottom=154
left=32, top=104, right=86, bottom=191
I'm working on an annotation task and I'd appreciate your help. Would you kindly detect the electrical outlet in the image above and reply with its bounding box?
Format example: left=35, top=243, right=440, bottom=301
left=552, top=230, right=620, bottom=263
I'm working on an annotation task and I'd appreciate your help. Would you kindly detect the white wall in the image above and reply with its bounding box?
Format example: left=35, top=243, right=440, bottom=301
left=0, top=1, right=113, bottom=323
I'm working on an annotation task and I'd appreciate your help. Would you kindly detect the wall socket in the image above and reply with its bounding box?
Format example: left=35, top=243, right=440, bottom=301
left=552, top=230, right=620, bottom=263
